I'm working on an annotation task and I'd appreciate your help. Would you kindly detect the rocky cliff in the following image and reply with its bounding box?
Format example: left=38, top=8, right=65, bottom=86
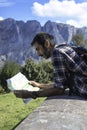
left=15, top=95, right=87, bottom=130
left=0, top=18, right=87, bottom=66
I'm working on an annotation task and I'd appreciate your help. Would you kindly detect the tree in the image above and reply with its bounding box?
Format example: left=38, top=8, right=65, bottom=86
left=72, top=34, right=84, bottom=46
left=22, top=58, right=39, bottom=80
left=84, top=39, right=87, bottom=48
left=22, top=58, right=53, bottom=83
left=40, top=60, right=53, bottom=82
left=0, top=60, right=21, bottom=92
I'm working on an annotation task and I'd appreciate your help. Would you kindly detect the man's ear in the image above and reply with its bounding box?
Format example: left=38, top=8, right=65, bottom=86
left=45, top=40, right=51, bottom=48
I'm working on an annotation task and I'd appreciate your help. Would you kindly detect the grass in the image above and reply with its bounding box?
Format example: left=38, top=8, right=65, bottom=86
left=0, top=92, right=45, bottom=130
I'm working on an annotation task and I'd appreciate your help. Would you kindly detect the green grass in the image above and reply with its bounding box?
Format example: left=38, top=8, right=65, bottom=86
left=0, top=92, right=45, bottom=130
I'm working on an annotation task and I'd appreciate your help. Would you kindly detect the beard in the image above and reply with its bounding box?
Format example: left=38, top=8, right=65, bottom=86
left=43, top=47, right=51, bottom=59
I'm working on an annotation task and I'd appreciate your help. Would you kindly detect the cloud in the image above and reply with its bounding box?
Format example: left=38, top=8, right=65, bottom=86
left=0, top=16, right=4, bottom=20
left=0, top=0, right=15, bottom=7
left=32, top=0, right=87, bottom=27
left=66, top=19, right=81, bottom=27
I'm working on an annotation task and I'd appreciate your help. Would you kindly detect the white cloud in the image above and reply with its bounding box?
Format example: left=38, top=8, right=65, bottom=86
left=0, top=16, right=4, bottom=20
left=0, top=0, right=15, bottom=7
left=66, top=19, right=80, bottom=27
left=32, top=0, right=87, bottom=27
left=56, top=20, right=61, bottom=23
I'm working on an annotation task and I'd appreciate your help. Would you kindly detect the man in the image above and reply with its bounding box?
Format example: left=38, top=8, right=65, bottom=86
left=14, top=32, right=87, bottom=99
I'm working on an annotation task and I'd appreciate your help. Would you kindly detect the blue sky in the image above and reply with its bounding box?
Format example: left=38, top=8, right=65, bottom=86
left=0, top=0, right=87, bottom=27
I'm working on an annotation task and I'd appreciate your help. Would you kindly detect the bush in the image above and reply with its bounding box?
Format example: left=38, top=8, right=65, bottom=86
left=0, top=85, right=5, bottom=94
left=0, top=58, right=53, bottom=93
left=72, top=34, right=84, bottom=46
left=40, top=60, right=53, bottom=82
left=0, top=60, right=21, bottom=92
left=22, top=59, right=53, bottom=83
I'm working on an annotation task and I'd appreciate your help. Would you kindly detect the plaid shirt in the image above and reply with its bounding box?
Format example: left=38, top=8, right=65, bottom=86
left=52, top=44, right=87, bottom=97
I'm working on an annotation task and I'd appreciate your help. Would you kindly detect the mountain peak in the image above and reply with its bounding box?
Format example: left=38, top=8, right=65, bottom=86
left=0, top=18, right=87, bottom=65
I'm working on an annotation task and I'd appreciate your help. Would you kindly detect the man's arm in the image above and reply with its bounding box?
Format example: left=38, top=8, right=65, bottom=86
left=14, top=87, right=65, bottom=99
left=14, top=81, right=65, bottom=99
left=35, top=87, right=64, bottom=98
left=29, top=81, right=54, bottom=89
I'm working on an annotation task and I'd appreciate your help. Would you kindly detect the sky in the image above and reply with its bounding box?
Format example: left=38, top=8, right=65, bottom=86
left=0, top=0, right=87, bottom=27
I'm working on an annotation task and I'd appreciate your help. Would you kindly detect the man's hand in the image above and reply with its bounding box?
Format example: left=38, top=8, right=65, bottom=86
left=29, top=81, right=41, bottom=88
left=29, top=81, right=54, bottom=89
left=14, top=90, right=33, bottom=99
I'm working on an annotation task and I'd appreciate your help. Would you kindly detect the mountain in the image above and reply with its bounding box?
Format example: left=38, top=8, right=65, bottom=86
left=0, top=18, right=87, bottom=66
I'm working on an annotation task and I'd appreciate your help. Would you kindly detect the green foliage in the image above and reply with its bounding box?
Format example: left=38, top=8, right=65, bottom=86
left=72, top=34, right=87, bottom=48
left=84, top=39, right=87, bottom=48
left=22, top=58, right=38, bottom=80
left=0, top=60, right=21, bottom=92
left=40, top=60, right=53, bottom=82
left=0, top=58, right=53, bottom=93
left=0, top=85, right=4, bottom=94
left=22, top=59, right=53, bottom=83
left=72, top=34, right=84, bottom=46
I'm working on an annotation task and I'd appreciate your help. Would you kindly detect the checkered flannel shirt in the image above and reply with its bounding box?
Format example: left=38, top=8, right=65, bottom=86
left=52, top=44, right=87, bottom=97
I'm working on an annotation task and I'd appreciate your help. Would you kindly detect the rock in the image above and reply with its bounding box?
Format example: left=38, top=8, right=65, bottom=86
left=0, top=55, right=6, bottom=68
left=15, top=95, right=87, bottom=130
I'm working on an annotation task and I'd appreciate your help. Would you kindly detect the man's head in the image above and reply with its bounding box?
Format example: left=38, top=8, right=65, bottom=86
left=31, top=32, right=55, bottom=59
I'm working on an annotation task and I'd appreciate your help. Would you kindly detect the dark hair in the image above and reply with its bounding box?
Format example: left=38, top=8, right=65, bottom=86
left=31, top=32, right=55, bottom=47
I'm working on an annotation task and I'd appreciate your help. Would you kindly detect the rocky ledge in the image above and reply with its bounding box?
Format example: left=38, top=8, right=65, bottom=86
left=15, top=94, right=87, bottom=130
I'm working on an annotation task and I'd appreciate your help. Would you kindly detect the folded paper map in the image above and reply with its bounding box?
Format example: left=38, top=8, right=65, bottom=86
left=6, top=72, right=40, bottom=103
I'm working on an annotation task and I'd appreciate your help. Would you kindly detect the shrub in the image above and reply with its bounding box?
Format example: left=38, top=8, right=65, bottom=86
left=0, top=58, right=53, bottom=93
left=0, top=60, right=21, bottom=92
left=22, top=58, right=53, bottom=83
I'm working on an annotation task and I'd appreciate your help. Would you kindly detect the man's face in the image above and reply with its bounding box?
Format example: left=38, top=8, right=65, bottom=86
left=34, top=42, right=51, bottom=59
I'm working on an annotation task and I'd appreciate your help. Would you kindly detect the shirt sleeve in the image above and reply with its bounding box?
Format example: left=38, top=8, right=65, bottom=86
left=52, top=49, right=69, bottom=89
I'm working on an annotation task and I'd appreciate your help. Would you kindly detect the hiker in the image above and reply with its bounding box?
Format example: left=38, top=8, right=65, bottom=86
left=14, top=32, right=87, bottom=99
